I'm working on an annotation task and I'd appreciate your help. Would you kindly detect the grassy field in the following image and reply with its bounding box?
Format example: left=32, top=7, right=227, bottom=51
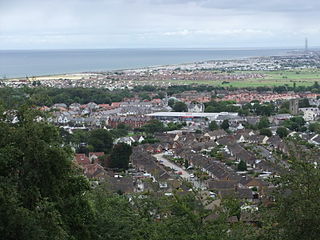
left=144, top=69, right=320, bottom=88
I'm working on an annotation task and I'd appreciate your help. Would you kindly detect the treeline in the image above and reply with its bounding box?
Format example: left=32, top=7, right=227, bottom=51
left=133, top=81, right=320, bottom=95
left=0, top=87, right=134, bottom=108
left=1, top=82, right=319, bottom=108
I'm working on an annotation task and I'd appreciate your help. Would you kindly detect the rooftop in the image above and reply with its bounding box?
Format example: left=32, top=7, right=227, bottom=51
left=147, top=112, right=238, bottom=118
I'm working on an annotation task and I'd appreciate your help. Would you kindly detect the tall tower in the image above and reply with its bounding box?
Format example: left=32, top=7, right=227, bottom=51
left=289, top=99, right=299, bottom=115
left=305, top=38, right=308, bottom=52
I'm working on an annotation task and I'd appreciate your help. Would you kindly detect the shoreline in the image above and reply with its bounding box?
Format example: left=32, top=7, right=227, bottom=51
left=1, top=48, right=297, bottom=81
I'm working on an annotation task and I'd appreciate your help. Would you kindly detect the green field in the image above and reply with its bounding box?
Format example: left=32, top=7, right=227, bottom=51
left=141, top=69, right=320, bottom=88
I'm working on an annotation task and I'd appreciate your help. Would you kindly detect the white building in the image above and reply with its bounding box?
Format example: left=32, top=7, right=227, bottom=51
left=299, top=108, right=320, bottom=121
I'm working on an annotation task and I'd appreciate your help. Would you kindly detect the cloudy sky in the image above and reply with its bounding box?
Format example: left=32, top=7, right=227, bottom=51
left=0, top=0, right=319, bottom=49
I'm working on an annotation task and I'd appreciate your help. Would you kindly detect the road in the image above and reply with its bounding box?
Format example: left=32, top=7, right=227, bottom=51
left=153, top=153, right=205, bottom=189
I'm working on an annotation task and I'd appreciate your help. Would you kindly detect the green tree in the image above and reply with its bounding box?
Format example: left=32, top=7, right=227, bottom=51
left=209, top=121, right=219, bottom=131
left=260, top=128, right=272, bottom=137
left=268, top=157, right=320, bottom=240
left=109, top=143, right=132, bottom=170
left=276, top=127, right=289, bottom=138
left=299, top=98, right=311, bottom=108
left=143, top=119, right=165, bottom=134
left=257, top=116, right=270, bottom=129
left=237, top=160, right=247, bottom=171
left=173, top=101, right=188, bottom=112
left=0, top=106, right=94, bottom=240
left=88, top=129, right=113, bottom=153
left=168, top=98, right=176, bottom=108
left=309, top=122, right=320, bottom=134
left=139, top=93, right=151, bottom=101
left=221, top=119, right=230, bottom=130
left=283, top=116, right=306, bottom=132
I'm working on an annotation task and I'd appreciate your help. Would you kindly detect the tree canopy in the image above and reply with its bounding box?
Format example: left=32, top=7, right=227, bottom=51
left=0, top=106, right=93, bottom=240
left=109, top=143, right=132, bottom=170
left=209, top=121, right=219, bottom=131
left=172, top=101, right=188, bottom=112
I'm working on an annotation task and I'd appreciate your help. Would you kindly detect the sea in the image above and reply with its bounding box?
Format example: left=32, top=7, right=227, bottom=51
left=0, top=48, right=293, bottom=78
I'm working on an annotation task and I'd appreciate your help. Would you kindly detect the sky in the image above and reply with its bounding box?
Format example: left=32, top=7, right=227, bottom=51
left=0, top=0, right=320, bottom=49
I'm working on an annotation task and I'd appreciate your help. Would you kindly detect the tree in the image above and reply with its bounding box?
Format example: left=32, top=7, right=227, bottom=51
left=168, top=98, right=176, bottom=108
left=283, top=116, right=306, bottom=132
left=257, top=116, right=270, bottom=129
left=267, top=157, right=320, bottom=240
left=173, top=101, right=188, bottom=112
left=221, top=119, right=230, bottom=130
left=276, top=127, right=289, bottom=138
left=237, top=160, right=247, bottom=171
left=139, top=93, right=151, bottom=101
left=255, top=104, right=275, bottom=116
left=260, top=128, right=272, bottom=137
left=143, top=119, right=165, bottom=134
left=0, top=106, right=94, bottom=240
left=299, top=98, right=311, bottom=108
left=309, top=122, right=320, bottom=134
left=109, top=143, right=132, bottom=170
left=88, top=129, right=113, bottom=153
left=209, top=121, right=219, bottom=131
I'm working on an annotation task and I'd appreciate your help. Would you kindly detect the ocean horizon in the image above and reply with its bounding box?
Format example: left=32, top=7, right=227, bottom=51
left=0, top=48, right=296, bottom=78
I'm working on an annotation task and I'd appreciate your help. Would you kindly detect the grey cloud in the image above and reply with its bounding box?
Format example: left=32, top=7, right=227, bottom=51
left=143, top=0, right=320, bottom=12
left=0, top=0, right=320, bottom=49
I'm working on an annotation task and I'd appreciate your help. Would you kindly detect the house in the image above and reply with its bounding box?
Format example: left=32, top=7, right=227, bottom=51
left=246, top=116, right=261, bottom=126
left=207, top=129, right=228, bottom=140
left=69, top=103, right=81, bottom=111
left=108, top=116, right=151, bottom=128
left=226, top=143, right=256, bottom=165
left=299, top=108, right=320, bottom=121
left=188, top=102, right=205, bottom=113
left=83, top=163, right=105, bottom=178
left=89, top=152, right=105, bottom=163
left=108, top=176, right=135, bottom=194
left=271, top=114, right=292, bottom=125
left=87, top=102, right=99, bottom=111
left=208, top=180, right=238, bottom=191
left=267, top=136, right=289, bottom=154
left=115, top=137, right=136, bottom=146
left=75, top=154, right=90, bottom=166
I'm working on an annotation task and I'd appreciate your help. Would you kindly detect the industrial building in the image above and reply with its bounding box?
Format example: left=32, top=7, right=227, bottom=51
left=146, top=112, right=239, bottom=122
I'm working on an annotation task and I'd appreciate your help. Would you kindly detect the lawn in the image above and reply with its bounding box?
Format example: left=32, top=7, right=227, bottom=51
left=140, top=69, right=320, bottom=88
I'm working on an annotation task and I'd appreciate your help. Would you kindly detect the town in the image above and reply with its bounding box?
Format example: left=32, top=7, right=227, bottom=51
left=3, top=51, right=320, bottom=89
left=2, top=53, right=320, bottom=227
left=27, top=82, right=319, bottom=221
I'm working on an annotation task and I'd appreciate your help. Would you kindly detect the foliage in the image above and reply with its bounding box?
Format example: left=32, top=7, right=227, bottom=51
left=142, top=120, right=165, bottom=134
left=257, top=116, right=270, bottom=129
left=109, top=143, right=132, bottom=170
left=139, top=93, right=151, bottom=101
left=88, top=129, right=113, bottom=153
left=0, top=106, right=94, bottom=240
left=209, top=121, right=219, bottom=131
left=221, top=120, right=230, bottom=130
left=166, top=122, right=184, bottom=131
left=299, top=98, right=311, bottom=108
left=276, top=127, right=289, bottom=138
left=0, top=87, right=133, bottom=108
left=283, top=116, right=306, bottom=132
left=309, top=122, right=320, bottom=134
left=172, top=101, right=188, bottom=112
left=259, top=128, right=272, bottom=137
left=205, top=101, right=239, bottom=113
left=237, top=160, right=248, bottom=171
left=168, top=98, right=176, bottom=108
left=264, top=157, right=320, bottom=240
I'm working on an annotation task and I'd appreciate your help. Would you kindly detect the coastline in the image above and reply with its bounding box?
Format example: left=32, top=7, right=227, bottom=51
left=1, top=48, right=295, bottom=80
